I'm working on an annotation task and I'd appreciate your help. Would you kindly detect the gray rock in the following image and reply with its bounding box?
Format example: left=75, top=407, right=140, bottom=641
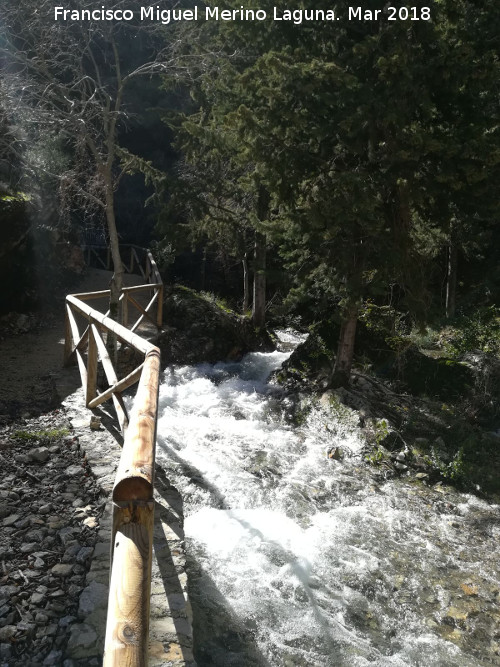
left=58, top=527, right=77, bottom=546
left=35, top=612, right=49, bottom=625
left=30, top=592, right=46, bottom=605
left=66, top=465, right=82, bottom=477
left=34, top=557, right=45, bottom=568
left=58, top=615, right=76, bottom=628
left=0, top=614, right=15, bottom=628
left=14, top=516, right=30, bottom=529
left=76, top=547, right=94, bottom=564
left=0, top=625, right=16, bottom=641
left=43, top=650, right=63, bottom=665
left=45, top=623, right=58, bottom=636
left=78, top=581, right=108, bottom=616
left=0, top=642, right=12, bottom=659
left=89, top=416, right=101, bottom=431
left=2, top=514, right=20, bottom=527
left=28, top=447, right=50, bottom=463
left=16, top=621, right=36, bottom=636
left=51, top=563, right=74, bottom=577
left=0, top=586, right=18, bottom=600
left=66, top=623, right=98, bottom=654
left=49, top=589, right=65, bottom=598
left=25, top=529, right=46, bottom=542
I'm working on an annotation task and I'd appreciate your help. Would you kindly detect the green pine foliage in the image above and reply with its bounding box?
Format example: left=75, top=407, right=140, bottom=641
left=163, top=0, right=499, bottom=382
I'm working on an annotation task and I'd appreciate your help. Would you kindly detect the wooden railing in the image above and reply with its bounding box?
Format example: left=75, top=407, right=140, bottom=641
left=83, top=244, right=164, bottom=332
left=64, top=247, right=163, bottom=666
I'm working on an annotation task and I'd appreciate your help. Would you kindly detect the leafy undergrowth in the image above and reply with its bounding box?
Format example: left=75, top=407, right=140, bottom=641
left=276, top=309, right=500, bottom=501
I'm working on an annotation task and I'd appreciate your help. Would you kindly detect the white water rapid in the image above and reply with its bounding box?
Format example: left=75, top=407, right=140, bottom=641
left=156, top=331, right=500, bottom=666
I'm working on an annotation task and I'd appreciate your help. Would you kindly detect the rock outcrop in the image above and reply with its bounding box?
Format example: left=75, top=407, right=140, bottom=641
left=155, top=286, right=275, bottom=367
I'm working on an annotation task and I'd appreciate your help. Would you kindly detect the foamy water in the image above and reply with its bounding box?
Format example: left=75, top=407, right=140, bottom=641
left=156, top=331, right=499, bottom=666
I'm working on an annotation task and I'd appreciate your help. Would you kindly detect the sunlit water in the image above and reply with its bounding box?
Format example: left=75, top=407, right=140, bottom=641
left=156, top=331, right=500, bottom=666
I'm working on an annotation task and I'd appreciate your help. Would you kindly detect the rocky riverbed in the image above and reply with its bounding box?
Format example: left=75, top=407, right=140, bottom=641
left=0, top=409, right=105, bottom=666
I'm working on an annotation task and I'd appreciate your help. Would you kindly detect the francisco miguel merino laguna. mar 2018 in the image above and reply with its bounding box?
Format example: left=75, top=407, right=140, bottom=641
left=53, top=5, right=432, bottom=24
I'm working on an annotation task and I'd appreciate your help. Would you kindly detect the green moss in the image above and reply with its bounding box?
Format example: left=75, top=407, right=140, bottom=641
left=13, top=428, right=70, bottom=441
left=199, top=291, right=236, bottom=315
left=0, top=192, right=30, bottom=202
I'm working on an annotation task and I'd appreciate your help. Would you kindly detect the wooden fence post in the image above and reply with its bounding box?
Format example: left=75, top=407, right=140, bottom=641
left=103, top=501, right=154, bottom=667
left=86, top=324, right=98, bottom=406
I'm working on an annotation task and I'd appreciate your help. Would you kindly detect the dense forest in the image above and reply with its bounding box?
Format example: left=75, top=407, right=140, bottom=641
left=1, top=1, right=499, bottom=484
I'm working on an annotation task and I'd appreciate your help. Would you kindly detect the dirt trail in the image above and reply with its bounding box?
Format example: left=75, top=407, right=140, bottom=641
left=0, top=268, right=143, bottom=420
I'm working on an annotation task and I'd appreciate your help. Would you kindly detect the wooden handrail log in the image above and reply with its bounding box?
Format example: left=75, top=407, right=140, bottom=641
left=73, top=283, right=162, bottom=300
left=87, top=363, right=144, bottom=409
left=103, top=502, right=154, bottom=667
left=66, top=295, right=157, bottom=356
left=112, top=349, right=160, bottom=503
left=123, top=283, right=162, bottom=293
left=72, top=289, right=111, bottom=300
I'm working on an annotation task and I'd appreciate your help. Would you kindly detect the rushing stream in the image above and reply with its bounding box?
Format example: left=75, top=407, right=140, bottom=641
left=156, top=331, right=500, bottom=666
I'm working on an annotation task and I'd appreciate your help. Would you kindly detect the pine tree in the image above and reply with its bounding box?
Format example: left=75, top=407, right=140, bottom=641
left=169, top=0, right=500, bottom=382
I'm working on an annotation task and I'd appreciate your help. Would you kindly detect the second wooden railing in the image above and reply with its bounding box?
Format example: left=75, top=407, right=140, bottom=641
left=64, top=247, right=163, bottom=665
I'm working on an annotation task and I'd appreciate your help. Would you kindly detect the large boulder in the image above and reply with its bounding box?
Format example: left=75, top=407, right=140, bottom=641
left=273, top=333, right=332, bottom=391
left=155, top=286, right=275, bottom=366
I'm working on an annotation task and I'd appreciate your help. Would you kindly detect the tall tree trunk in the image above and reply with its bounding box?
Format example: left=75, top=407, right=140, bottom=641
left=242, top=251, right=250, bottom=314
left=200, top=247, right=207, bottom=291
left=104, top=181, right=124, bottom=322
left=446, top=242, right=457, bottom=320
left=103, top=176, right=124, bottom=365
left=252, top=186, right=269, bottom=329
left=330, top=303, right=359, bottom=388
left=252, top=231, right=266, bottom=329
